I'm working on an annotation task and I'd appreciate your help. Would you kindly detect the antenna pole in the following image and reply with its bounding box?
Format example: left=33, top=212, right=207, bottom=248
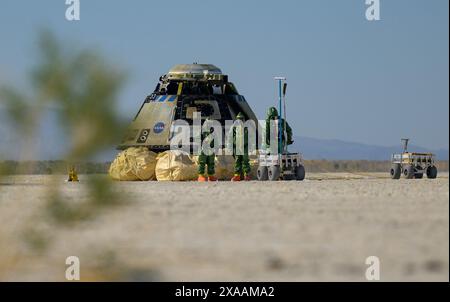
left=274, top=77, right=286, bottom=160
left=401, top=138, right=409, bottom=153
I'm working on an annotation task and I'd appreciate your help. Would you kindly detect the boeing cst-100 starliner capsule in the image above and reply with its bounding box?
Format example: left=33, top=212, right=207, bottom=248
left=119, top=63, right=258, bottom=152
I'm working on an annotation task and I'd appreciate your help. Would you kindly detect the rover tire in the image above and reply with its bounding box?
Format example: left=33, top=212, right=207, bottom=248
left=390, top=164, right=401, bottom=179
left=403, top=165, right=415, bottom=179
left=426, top=166, right=438, bottom=179
left=296, top=165, right=306, bottom=181
left=257, top=166, right=268, bottom=181
left=268, top=165, right=280, bottom=181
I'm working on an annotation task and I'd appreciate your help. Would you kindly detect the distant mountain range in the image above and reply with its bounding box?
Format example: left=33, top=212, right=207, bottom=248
left=292, top=136, right=448, bottom=161
left=1, top=133, right=447, bottom=162
left=0, top=109, right=448, bottom=161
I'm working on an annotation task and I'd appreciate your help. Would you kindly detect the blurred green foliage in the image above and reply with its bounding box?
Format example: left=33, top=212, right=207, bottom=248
left=0, top=88, right=37, bottom=136
left=45, top=195, right=93, bottom=226
left=21, top=227, right=51, bottom=255
left=0, top=30, right=127, bottom=231
left=33, top=31, right=126, bottom=160
left=1, top=30, right=126, bottom=161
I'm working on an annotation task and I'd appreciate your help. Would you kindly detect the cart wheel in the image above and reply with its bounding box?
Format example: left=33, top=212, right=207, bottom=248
left=268, top=165, right=280, bottom=181
left=296, top=165, right=306, bottom=181
left=257, top=166, right=268, bottom=181
left=403, top=165, right=415, bottom=179
left=426, top=166, right=438, bottom=179
left=390, top=164, right=401, bottom=179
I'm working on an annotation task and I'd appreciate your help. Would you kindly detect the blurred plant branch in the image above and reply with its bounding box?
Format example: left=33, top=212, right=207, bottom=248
left=0, top=30, right=128, bottom=242
left=1, top=30, right=127, bottom=162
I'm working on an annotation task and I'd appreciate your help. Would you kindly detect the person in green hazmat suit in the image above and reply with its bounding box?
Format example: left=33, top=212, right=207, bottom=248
left=265, top=106, right=294, bottom=153
left=227, top=112, right=251, bottom=181
left=197, top=118, right=217, bottom=182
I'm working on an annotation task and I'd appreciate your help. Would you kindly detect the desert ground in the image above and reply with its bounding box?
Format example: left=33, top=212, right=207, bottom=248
left=0, top=172, right=448, bottom=281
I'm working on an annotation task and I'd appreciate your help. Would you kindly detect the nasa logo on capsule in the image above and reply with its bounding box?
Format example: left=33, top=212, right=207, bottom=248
left=153, top=122, right=165, bottom=134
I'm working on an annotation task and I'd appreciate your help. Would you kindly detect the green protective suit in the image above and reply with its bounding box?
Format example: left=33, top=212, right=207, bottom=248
left=265, top=107, right=293, bottom=151
left=198, top=120, right=215, bottom=176
left=227, top=113, right=251, bottom=176
left=198, top=152, right=215, bottom=176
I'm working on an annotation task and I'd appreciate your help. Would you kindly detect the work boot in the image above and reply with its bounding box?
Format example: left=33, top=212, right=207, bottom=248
left=231, top=174, right=241, bottom=182
left=208, top=175, right=218, bottom=182
left=197, top=175, right=207, bottom=182
left=244, top=174, right=251, bottom=181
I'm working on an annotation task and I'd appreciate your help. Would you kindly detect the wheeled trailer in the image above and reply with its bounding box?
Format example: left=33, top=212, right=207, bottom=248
left=390, top=138, right=438, bottom=179
left=256, top=77, right=306, bottom=181
left=256, top=150, right=305, bottom=181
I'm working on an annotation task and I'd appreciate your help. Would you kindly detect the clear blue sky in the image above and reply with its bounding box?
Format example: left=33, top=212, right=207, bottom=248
left=0, top=0, right=448, bottom=149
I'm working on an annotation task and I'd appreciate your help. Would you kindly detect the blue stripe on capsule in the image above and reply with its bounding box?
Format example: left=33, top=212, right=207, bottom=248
left=168, top=95, right=177, bottom=102
left=159, top=95, right=168, bottom=102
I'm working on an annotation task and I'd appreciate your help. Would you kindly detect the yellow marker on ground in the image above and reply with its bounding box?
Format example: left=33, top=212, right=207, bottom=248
left=68, top=166, right=79, bottom=182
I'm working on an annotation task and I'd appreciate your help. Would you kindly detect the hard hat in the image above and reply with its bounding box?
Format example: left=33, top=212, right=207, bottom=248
left=236, top=112, right=245, bottom=120
left=267, top=107, right=278, bottom=118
